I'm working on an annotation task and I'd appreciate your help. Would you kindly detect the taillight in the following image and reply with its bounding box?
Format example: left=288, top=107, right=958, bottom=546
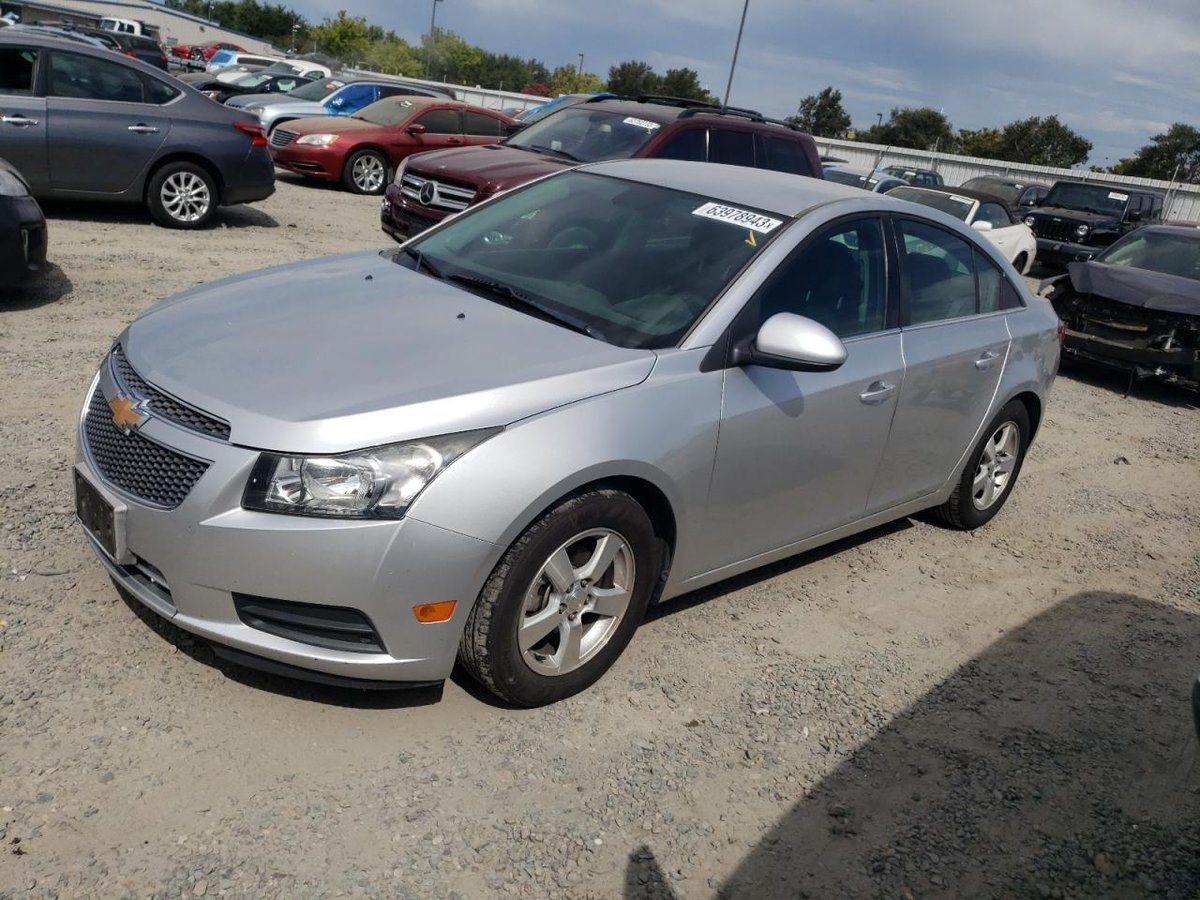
left=124, top=50, right=137, bottom=59
left=1056, top=319, right=1066, bottom=346
left=233, top=121, right=267, bottom=147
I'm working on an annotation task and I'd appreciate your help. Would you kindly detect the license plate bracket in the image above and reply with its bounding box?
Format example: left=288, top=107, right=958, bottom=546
left=74, top=465, right=130, bottom=563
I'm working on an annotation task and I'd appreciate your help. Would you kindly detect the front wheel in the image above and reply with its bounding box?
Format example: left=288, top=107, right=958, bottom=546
left=934, top=400, right=1031, bottom=530
left=342, top=149, right=389, bottom=194
left=459, top=489, right=662, bottom=706
left=146, top=161, right=217, bottom=229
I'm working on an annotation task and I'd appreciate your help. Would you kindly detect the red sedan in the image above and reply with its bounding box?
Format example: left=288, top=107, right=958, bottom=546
left=269, top=97, right=515, bottom=194
left=171, top=41, right=243, bottom=61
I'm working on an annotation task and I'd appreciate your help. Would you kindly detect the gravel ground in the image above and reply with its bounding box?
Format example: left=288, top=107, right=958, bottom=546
left=1, top=179, right=1198, bottom=899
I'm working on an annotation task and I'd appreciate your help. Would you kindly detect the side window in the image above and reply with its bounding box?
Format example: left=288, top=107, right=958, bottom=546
left=414, top=109, right=461, bottom=134
left=0, top=47, right=38, bottom=96
left=656, top=128, right=706, bottom=162
left=142, top=75, right=180, bottom=105
left=1150, top=196, right=1163, bottom=219
left=750, top=218, right=887, bottom=339
left=976, top=249, right=1021, bottom=313
left=976, top=202, right=1011, bottom=228
left=898, top=219, right=978, bottom=324
left=709, top=129, right=755, bottom=167
left=759, top=135, right=812, bottom=176
left=377, top=85, right=414, bottom=100
left=463, top=110, right=504, bottom=136
left=329, top=84, right=373, bottom=109
left=47, top=52, right=144, bottom=103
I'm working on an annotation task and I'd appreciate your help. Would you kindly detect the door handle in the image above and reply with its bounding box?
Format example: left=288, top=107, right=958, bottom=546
left=0, top=114, right=39, bottom=127
left=974, top=350, right=1000, bottom=370
left=858, top=381, right=895, bottom=405
left=127, top=124, right=160, bottom=134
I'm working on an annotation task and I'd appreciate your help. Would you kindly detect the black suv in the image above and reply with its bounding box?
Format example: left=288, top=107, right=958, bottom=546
left=381, top=95, right=823, bottom=239
left=1023, top=180, right=1165, bottom=268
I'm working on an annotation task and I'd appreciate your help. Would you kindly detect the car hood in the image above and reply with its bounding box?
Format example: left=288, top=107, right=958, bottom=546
left=405, top=144, right=574, bottom=193
left=1067, top=260, right=1200, bottom=316
left=1029, top=206, right=1116, bottom=226
left=122, top=251, right=655, bottom=454
left=226, top=92, right=306, bottom=108
left=285, top=115, right=383, bottom=136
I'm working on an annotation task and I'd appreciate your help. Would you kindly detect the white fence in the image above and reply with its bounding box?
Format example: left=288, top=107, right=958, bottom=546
left=814, top=137, right=1200, bottom=221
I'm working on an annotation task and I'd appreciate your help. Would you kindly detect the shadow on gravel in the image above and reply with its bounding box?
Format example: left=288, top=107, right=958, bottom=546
left=114, top=584, right=444, bottom=709
left=1056, top=358, right=1199, bottom=409
left=275, top=172, right=344, bottom=192
left=1, top=263, right=73, bottom=310
left=712, top=591, right=1200, bottom=900
left=38, top=200, right=278, bottom=230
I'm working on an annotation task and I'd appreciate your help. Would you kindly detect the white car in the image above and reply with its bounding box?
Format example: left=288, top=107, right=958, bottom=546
left=888, top=185, right=1038, bottom=274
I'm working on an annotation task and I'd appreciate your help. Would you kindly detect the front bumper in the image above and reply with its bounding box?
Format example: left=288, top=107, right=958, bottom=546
left=1035, top=237, right=1097, bottom=267
left=75, top=362, right=500, bottom=685
left=0, top=195, right=47, bottom=288
left=271, top=144, right=342, bottom=181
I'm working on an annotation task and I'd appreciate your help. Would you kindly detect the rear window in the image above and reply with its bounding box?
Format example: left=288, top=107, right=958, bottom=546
left=709, top=129, right=754, bottom=167
left=0, top=47, right=37, bottom=96
left=759, top=134, right=812, bottom=176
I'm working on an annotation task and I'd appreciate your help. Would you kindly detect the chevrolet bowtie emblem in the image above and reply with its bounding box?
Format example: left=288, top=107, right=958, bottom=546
left=110, top=393, right=148, bottom=435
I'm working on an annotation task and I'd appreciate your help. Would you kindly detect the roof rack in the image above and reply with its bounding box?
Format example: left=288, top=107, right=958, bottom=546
left=678, top=106, right=802, bottom=132
left=587, top=94, right=722, bottom=111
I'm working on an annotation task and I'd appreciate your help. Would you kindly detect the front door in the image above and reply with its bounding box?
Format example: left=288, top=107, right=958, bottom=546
left=44, top=49, right=170, bottom=194
left=0, top=45, right=48, bottom=192
left=696, top=217, right=903, bottom=574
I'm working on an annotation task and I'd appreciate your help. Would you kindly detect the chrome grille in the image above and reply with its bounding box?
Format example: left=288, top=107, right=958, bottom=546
left=1030, top=216, right=1080, bottom=242
left=110, top=346, right=230, bottom=440
left=270, top=128, right=298, bottom=148
left=400, top=173, right=476, bottom=211
left=83, top=388, right=209, bottom=509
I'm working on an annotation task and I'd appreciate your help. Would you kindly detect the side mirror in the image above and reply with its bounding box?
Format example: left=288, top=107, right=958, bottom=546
left=732, top=313, right=847, bottom=371
left=503, top=122, right=526, bottom=137
left=1127, top=210, right=1143, bottom=223
left=405, top=122, right=427, bottom=135
left=971, top=220, right=994, bottom=233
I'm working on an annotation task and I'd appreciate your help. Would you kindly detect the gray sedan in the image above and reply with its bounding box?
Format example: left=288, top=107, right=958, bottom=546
left=74, top=160, right=1060, bottom=705
left=0, top=32, right=273, bottom=227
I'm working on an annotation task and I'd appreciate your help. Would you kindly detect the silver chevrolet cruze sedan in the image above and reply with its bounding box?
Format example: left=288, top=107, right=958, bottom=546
left=75, top=160, right=1060, bottom=705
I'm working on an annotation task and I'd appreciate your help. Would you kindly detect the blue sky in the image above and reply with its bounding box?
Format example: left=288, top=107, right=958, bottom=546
left=282, top=0, right=1199, bottom=168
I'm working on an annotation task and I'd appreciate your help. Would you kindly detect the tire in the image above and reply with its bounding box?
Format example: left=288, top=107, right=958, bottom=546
left=460, top=489, right=662, bottom=706
left=189, top=48, right=203, bottom=61
left=342, top=149, right=389, bottom=195
left=934, top=400, right=1031, bottom=530
left=146, top=161, right=218, bottom=229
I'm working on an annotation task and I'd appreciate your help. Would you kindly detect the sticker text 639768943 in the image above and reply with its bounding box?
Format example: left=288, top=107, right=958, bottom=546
left=691, top=202, right=783, bottom=234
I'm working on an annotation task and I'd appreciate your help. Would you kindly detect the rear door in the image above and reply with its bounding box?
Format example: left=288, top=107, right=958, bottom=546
left=462, top=109, right=508, bottom=146
left=866, top=218, right=1013, bottom=512
left=393, top=107, right=463, bottom=159
left=0, top=45, right=48, bottom=191
left=44, top=49, right=170, bottom=194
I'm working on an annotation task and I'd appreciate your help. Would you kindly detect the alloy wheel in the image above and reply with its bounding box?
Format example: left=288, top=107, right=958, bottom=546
left=972, top=421, right=1020, bottom=510
left=160, top=171, right=211, bottom=224
left=352, top=154, right=386, bottom=193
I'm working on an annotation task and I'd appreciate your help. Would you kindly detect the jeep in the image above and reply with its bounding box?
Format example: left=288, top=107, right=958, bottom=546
left=1023, top=180, right=1164, bottom=268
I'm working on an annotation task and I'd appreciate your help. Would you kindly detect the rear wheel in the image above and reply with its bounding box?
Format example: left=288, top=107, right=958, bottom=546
left=460, top=489, right=661, bottom=706
left=189, top=47, right=203, bottom=61
left=934, top=400, right=1030, bottom=530
left=342, top=149, right=389, bottom=195
left=146, top=161, right=217, bottom=229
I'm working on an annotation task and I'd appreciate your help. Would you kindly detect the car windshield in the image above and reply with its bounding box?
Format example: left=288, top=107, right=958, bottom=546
left=287, top=79, right=345, bottom=101
left=823, top=169, right=867, bottom=188
left=390, top=171, right=786, bottom=349
left=262, top=61, right=301, bottom=75
left=210, top=50, right=234, bottom=64
left=889, top=187, right=975, bottom=221
left=506, top=108, right=663, bottom=163
left=1044, top=182, right=1129, bottom=216
left=232, top=72, right=272, bottom=88
left=1099, top=230, right=1200, bottom=281
left=352, top=98, right=416, bottom=126
left=961, top=178, right=1021, bottom=205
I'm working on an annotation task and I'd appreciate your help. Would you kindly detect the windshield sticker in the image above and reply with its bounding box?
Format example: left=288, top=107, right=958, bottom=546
left=692, top=202, right=783, bottom=234
left=948, top=194, right=973, bottom=205
left=1108, top=191, right=1129, bottom=201
left=622, top=116, right=660, bottom=131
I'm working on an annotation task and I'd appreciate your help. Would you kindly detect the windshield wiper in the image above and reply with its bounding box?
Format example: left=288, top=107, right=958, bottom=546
left=526, top=144, right=580, bottom=162
left=403, top=246, right=443, bottom=279
left=446, top=274, right=600, bottom=339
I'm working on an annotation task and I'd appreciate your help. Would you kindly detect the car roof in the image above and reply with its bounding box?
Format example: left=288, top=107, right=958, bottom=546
left=1140, top=223, right=1200, bottom=237
left=583, top=158, right=901, bottom=217
left=962, top=175, right=1047, bottom=189
left=1048, top=179, right=1165, bottom=197
left=893, top=184, right=1013, bottom=208
left=0, top=29, right=163, bottom=73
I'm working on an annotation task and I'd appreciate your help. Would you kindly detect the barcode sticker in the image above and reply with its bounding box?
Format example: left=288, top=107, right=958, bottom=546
left=692, top=202, right=783, bottom=233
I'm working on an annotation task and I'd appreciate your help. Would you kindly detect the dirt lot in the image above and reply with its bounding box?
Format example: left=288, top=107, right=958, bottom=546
left=2, top=180, right=1198, bottom=899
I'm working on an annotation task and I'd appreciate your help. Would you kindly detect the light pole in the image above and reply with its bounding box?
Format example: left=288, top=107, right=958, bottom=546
left=425, top=0, right=443, bottom=79
left=722, top=0, right=750, bottom=108
left=875, top=112, right=882, bottom=127
left=577, top=52, right=584, bottom=76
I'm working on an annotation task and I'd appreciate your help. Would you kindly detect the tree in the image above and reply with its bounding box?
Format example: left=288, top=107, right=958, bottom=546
left=364, top=35, right=420, bottom=77
left=786, top=87, right=850, bottom=138
left=1111, top=123, right=1200, bottom=183
left=659, top=68, right=714, bottom=104
left=991, top=116, right=1091, bottom=168
left=957, top=127, right=1002, bottom=158
left=521, top=82, right=552, bottom=97
left=420, top=28, right=482, bottom=83
left=548, top=65, right=603, bottom=96
left=858, top=107, right=955, bottom=151
left=606, top=60, right=659, bottom=97
left=310, top=10, right=371, bottom=62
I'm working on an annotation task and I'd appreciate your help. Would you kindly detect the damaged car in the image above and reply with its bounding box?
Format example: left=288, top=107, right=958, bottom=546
left=1044, top=223, right=1200, bottom=388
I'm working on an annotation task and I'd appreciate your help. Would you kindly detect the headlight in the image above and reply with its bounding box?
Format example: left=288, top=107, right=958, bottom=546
left=242, top=429, right=499, bottom=519
left=1023, top=216, right=1036, bottom=227
left=1075, top=224, right=1090, bottom=237
left=0, top=168, right=29, bottom=197
left=392, top=156, right=408, bottom=186
left=296, top=133, right=339, bottom=146
left=245, top=105, right=264, bottom=114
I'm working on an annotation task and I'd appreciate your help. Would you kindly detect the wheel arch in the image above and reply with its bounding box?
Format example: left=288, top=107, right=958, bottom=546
left=1010, top=389, right=1043, bottom=440
left=144, top=153, right=225, bottom=203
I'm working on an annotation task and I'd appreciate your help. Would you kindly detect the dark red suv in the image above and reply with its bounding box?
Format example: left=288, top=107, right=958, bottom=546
left=380, top=95, right=823, bottom=241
